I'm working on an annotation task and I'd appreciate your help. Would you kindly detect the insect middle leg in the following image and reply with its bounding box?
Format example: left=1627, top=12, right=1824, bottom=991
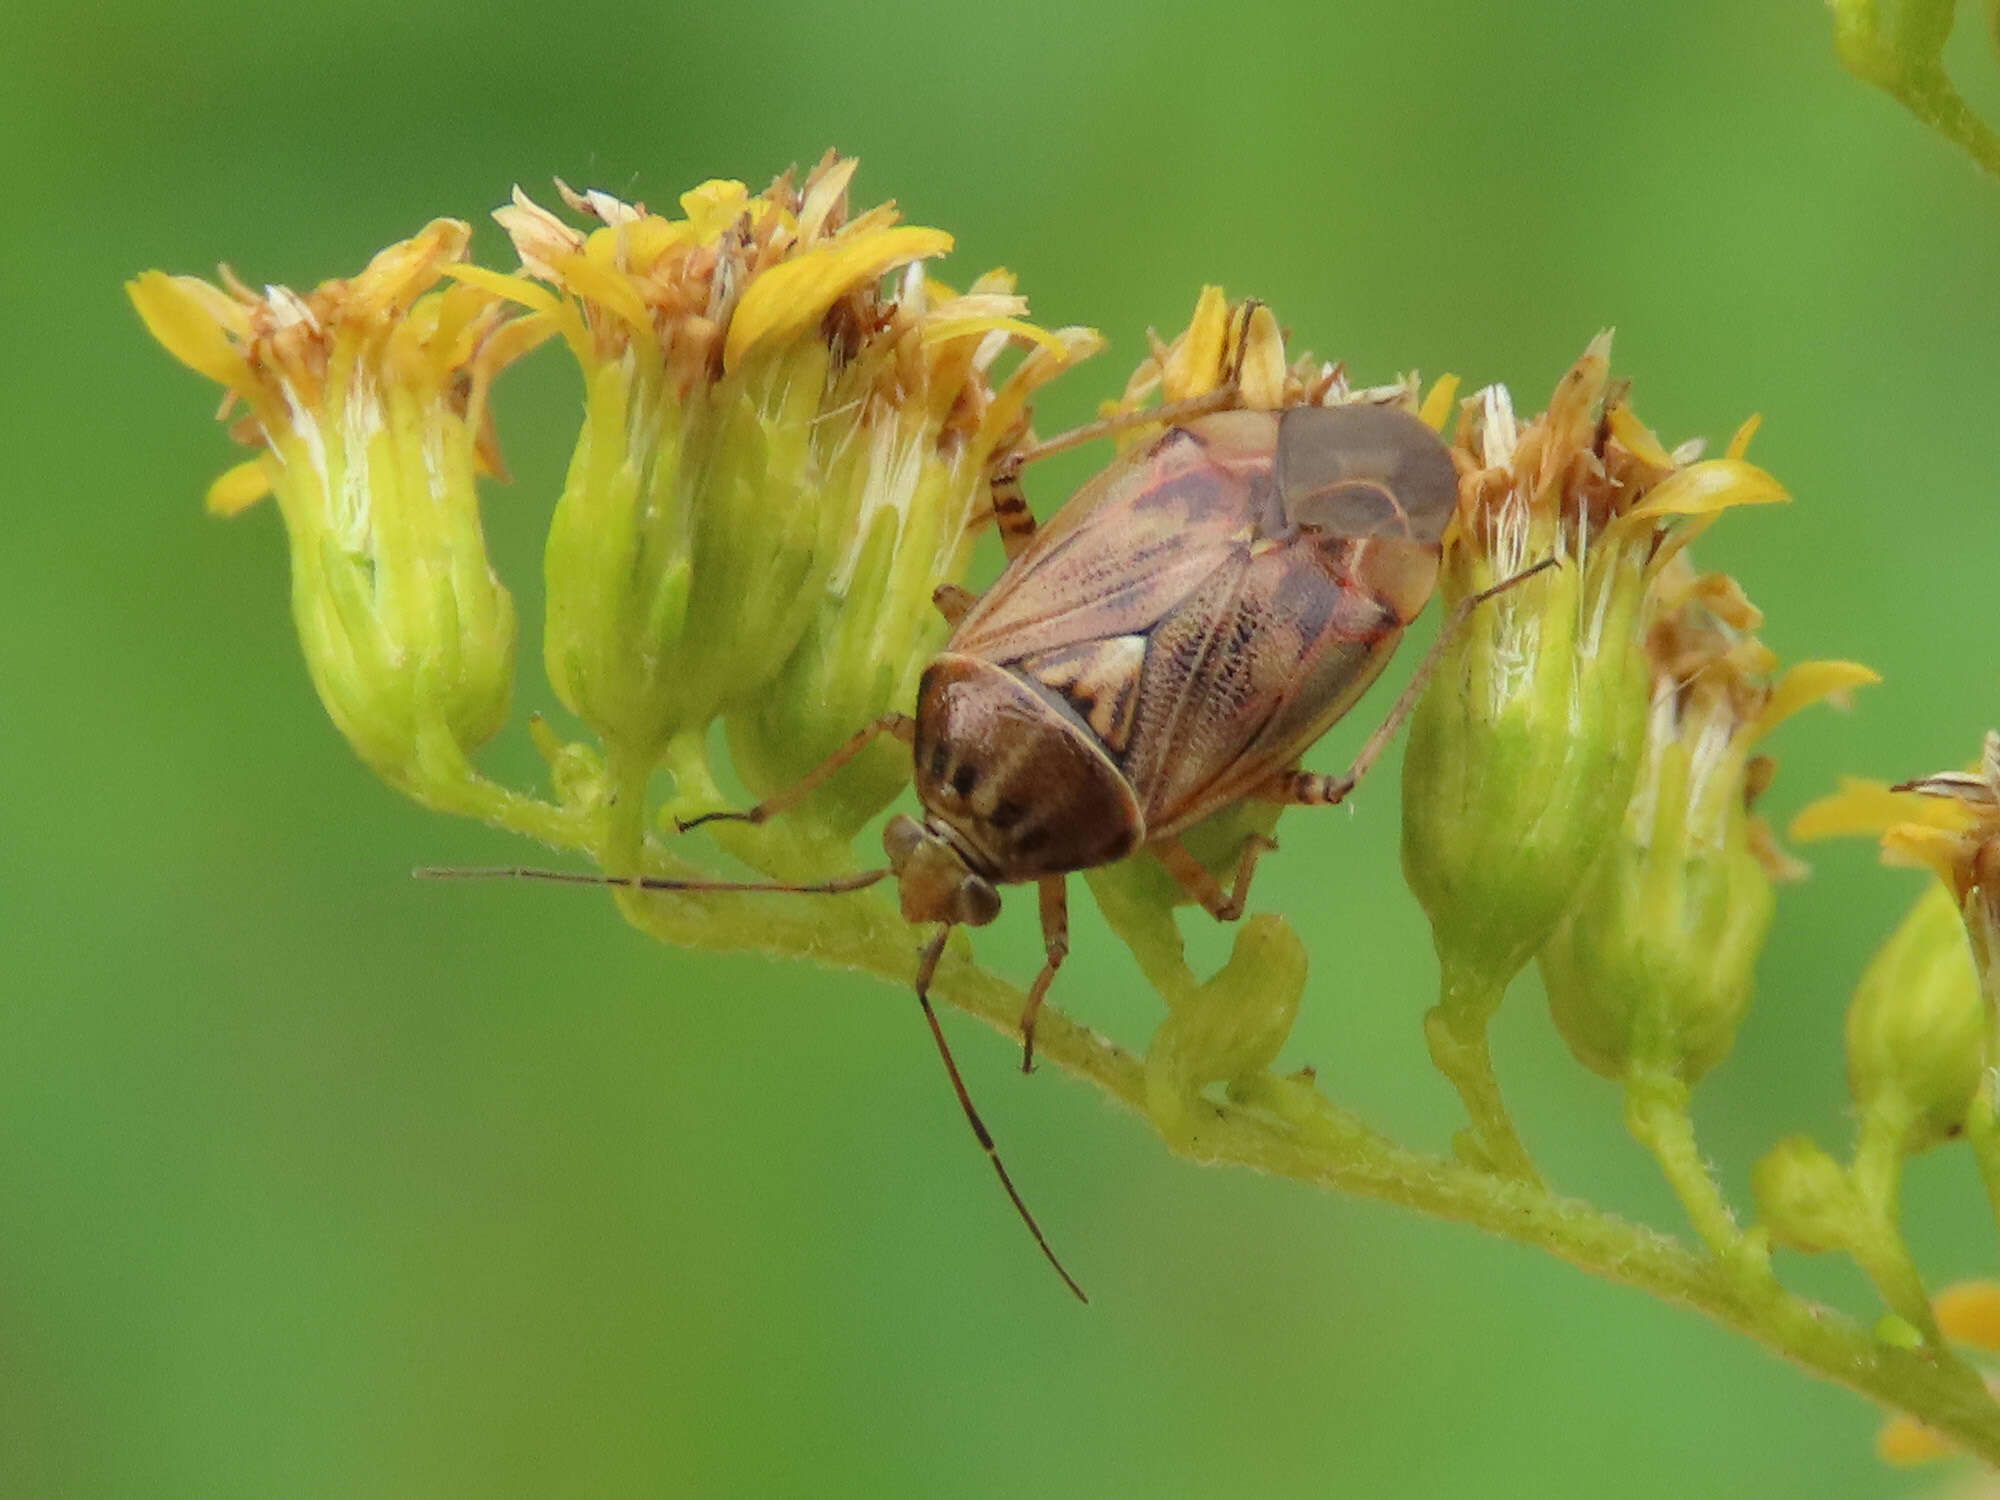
left=1017, top=877, right=1070, bottom=1073
left=1150, top=833, right=1280, bottom=923
left=675, top=712, right=915, bottom=831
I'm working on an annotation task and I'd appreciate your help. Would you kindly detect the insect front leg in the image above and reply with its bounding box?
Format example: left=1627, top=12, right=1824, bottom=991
left=1149, top=834, right=1280, bottom=923
left=675, top=712, right=915, bottom=831
left=1018, top=877, right=1070, bottom=1073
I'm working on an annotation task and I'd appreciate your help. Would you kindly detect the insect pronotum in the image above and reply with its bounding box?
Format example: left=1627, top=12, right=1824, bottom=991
left=431, top=383, right=1546, bottom=1302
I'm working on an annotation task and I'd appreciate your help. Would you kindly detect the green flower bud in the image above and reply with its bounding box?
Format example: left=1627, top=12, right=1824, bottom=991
left=1403, top=336, right=1787, bottom=1021
left=726, top=310, right=1099, bottom=842
left=129, top=221, right=543, bottom=798
left=1539, top=711, right=1775, bottom=1084
left=1538, top=558, right=1875, bottom=1085
left=490, top=164, right=1096, bottom=857
left=1752, top=1135, right=1863, bottom=1255
left=1847, top=882, right=1988, bottom=1152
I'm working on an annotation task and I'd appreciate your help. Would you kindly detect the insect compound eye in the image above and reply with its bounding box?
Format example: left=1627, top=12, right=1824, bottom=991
left=954, top=875, right=1002, bottom=928
left=1275, top=404, right=1459, bottom=547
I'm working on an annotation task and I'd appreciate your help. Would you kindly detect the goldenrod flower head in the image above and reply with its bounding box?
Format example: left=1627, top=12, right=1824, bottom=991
left=127, top=222, right=547, bottom=791
left=1845, top=881, right=1987, bottom=1153
left=1539, top=556, right=1876, bottom=1083
left=483, top=155, right=1098, bottom=851
left=1111, top=284, right=1434, bottom=427
left=1403, top=335, right=1788, bottom=1005
left=1795, top=732, right=2000, bottom=995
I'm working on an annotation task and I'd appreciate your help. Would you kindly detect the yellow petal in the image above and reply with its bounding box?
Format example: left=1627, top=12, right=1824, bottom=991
left=921, top=313, right=1065, bottom=353
left=796, top=158, right=858, bottom=243
left=445, top=264, right=586, bottom=361
left=1161, top=285, right=1230, bottom=402
left=1751, top=660, right=1881, bottom=742
left=128, top=272, right=254, bottom=391
left=977, top=326, right=1105, bottom=453
left=724, top=224, right=953, bottom=370
left=1726, top=413, right=1762, bottom=460
left=1883, top=823, right=1975, bottom=884
left=348, top=219, right=468, bottom=320
left=1624, top=457, right=1790, bottom=521
left=205, top=457, right=273, bottom=516
left=619, top=215, right=693, bottom=272
left=1608, top=402, right=1675, bottom=469
left=1419, top=373, right=1461, bottom=432
left=549, top=249, right=653, bottom=338
left=1936, top=1281, right=2000, bottom=1351
left=1876, top=1412, right=1955, bottom=1466
left=477, top=310, right=560, bottom=375
left=678, top=179, right=753, bottom=244
left=1236, top=303, right=1288, bottom=411
left=1790, top=778, right=1917, bottom=841
left=443, top=263, right=561, bottom=314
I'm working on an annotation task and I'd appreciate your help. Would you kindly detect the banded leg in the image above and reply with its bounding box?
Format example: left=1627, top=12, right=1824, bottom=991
left=675, top=712, right=915, bottom=832
left=986, top=459, right=1041, bottom=561
left=983, top=385, right=1245, bottom=561
left=1017, top=878, right=1070, bottom=1073
left=1150, top=833, right=1279, bottom=923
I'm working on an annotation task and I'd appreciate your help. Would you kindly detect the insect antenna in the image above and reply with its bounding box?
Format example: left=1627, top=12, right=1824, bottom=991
left=413, top=865, right=891, bottom=897
left=912, top=925, right=1090, bottom=1304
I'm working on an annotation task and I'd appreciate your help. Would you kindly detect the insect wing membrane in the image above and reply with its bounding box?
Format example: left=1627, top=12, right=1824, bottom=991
left=1126, top=406, right=1454, bottom=833
left=1274, top=404, right=1458, bottom=546
left=949, top=423, right=1266, bottom=664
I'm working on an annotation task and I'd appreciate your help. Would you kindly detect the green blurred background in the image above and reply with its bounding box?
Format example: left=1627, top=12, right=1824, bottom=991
left=6, top=2, right=1999, bottom=1495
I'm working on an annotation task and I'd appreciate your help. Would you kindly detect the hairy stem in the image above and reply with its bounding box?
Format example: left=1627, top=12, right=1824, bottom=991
left=1424, top=964, right=1542, bottom=1184
left=1624, top=1071, right=1767, bottom=1283
left=1852, top=1112, right=1949, bottom=1346
left=485, top=800, right=2000, bottom=1465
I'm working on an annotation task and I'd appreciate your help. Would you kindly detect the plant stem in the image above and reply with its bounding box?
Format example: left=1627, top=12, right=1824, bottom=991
left=1852, top=1111, right=1948, bottom=1346
left=1424, top=963, right=1541, bottom=1184
left=1966, top=1093, right=2000, bottom=1251
left=1624, top=1070, right=1765, bottom=1281
left=477, top=798, right=2000, bottom=1465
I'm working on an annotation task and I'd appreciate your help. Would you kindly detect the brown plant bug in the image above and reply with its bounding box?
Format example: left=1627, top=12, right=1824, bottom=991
left=434, top=375, right=1545, bottom=1303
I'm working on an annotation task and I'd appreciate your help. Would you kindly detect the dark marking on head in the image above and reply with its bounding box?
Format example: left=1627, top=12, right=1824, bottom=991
left=989, top=798, right=1029, bottom=831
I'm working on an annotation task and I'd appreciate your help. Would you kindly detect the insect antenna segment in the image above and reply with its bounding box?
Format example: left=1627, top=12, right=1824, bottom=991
left=912, top=925, right=1090, bottom=1303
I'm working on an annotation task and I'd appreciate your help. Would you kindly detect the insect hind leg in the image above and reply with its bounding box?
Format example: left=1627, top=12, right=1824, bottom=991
left=1267, top=556, right=1564, bottom=816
